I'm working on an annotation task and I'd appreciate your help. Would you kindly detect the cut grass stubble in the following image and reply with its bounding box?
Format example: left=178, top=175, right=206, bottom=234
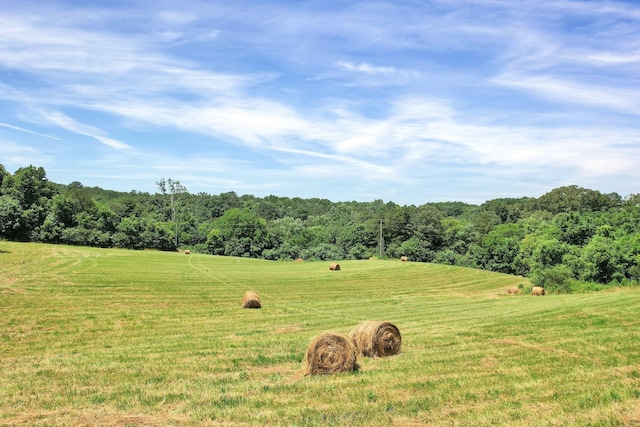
left=1, top=241, right=640, bottom=426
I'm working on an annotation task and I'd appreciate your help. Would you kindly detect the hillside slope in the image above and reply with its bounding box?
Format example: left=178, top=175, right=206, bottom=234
left=1, top=242, right=639, bottom=426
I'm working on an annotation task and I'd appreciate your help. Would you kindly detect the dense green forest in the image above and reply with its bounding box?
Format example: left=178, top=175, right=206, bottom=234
left=1, top=164, right=639, bottom=292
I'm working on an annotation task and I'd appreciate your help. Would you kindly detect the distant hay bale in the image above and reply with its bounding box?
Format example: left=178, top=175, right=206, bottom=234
left=329, top=263, right=341, bottom=271
left=506, top=286, right=520, bottom=295
left=184, top=249, right=191, bottom=255
left=400, top=256, right=409, bottom=262
left=241, top=290, right=262, bottom=308
left=304, top=332, right=357, bottom=375
left=295, top=258, right=303, bottom=263
left=531, top=286, right=545, bottom=296
left=349, top=321, right=402, bottom=358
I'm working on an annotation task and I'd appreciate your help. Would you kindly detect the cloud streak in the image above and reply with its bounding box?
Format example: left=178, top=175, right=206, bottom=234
left=0, top=123, right=61, bottom=140
left=37, top=112, right=135, bottom=152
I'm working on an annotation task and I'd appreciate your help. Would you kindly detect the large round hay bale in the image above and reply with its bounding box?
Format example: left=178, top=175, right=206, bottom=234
left=304, top=332, right=357, bottom=375
left=295, top=258, right=303, bottom=263
left=349, top=321, right=402, bottom=358
left=329, top=263, right=341, bottom=271
left=184, top=249, right=191, bottom=255
left=400, top=256, right=408, bottom=262
left=241, top=290, right=262, bottom=308
left=531, top=286, right=545, bottom=296
left=506, top=286, right=520, bottom=295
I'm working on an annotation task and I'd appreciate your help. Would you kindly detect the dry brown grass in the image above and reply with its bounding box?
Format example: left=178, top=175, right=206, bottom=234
left=619, top=400, right=640, bottom=426
left=1, top=408, right=190, bottom=427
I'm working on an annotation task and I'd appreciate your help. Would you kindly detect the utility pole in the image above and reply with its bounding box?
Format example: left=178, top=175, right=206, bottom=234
left=379, top=219, right=384, bottom=258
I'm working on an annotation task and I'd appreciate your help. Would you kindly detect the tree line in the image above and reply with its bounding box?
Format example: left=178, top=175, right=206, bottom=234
left=1, top=164, right=639, bottom=292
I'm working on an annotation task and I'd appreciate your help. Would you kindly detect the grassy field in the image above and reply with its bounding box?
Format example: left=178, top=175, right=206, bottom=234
left=1, top=241, right=639, bottom=426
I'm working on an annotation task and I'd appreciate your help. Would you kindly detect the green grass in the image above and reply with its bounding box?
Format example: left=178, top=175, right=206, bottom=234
left=1, top=241, right=639, bottom=426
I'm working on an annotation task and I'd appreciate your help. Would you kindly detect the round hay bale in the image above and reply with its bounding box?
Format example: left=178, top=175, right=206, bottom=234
left=184, top=249, right=191, bottom=255
left=506, top=286, right=520, bottom=294
left=295, top=258, right=303, bottom=263
left=531, top=286, right=545, bottom=296
left=304, top=332, right=357, bottom=375
left=241, top=290, right=261, bottom=308
left=329, top=263, right=341, bottom=271
left=400, top=256, right=408, bottom=262
left=349, top=320, right=402, bottom=358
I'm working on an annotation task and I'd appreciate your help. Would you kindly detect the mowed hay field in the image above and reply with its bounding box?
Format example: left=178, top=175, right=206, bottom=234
left=1, top=242, right=639, bottom=426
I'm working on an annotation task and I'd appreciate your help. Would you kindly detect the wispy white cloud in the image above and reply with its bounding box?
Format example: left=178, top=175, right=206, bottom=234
left=0, top=0, right=638, bottom=202
left=156, top=10, right=199, bottom=26
left=0, top=139, right=52, bottom=167
left=583, top=51, right=640, bottom=65
left=0, top=122, right=61, bottom=140
left=337, top=61, right=398, bottom=75
left=492, top=73, right=640, bottom=114
left=39, top=112, right=135, bottom=152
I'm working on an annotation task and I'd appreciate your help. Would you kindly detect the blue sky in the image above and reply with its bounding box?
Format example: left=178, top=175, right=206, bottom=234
left=1, top=0, right=638, bottom=205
